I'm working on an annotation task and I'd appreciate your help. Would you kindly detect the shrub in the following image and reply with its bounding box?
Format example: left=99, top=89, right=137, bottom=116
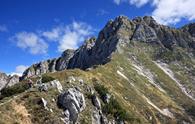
left=94, top=83, right=108, bottom=100
left=103, top=97, right=129, bottom=121
left=187, top=106, right=195, bottom=117
left=41, top=75, right=55, bottom=83
left=0, top=82, right=29, bottom=98
left=85, top=92, right=94, bottom=99
left=94, top=83, right=137, bottom=122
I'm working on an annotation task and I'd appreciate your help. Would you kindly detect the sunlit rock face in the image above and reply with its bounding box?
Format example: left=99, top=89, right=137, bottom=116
left=21, top=16, right=195, bottom=79
left=0, top=72, right=19, bottom=91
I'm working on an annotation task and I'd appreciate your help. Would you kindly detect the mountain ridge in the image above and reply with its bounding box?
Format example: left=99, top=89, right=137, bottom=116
left=22, top=15, right=195, bottom=79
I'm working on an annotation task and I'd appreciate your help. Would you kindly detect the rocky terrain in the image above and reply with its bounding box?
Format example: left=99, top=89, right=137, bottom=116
left=0, top=15, right=195, bottom=124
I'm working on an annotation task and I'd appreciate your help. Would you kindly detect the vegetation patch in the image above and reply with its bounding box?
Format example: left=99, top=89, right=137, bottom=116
left=94, top=83, right=139, bottom=122
left=41, top=75, right=55, bottom=83
left=186, top=106, right=195, bottom=117
left=0, top=83, right=29, bottom=99
left=103, top=97, right=129, bottom=121
left=94, top=83, right=109, bottom=101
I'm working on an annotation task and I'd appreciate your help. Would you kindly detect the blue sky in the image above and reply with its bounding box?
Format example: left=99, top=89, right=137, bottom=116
left=0, top=0, right=194, bottom=75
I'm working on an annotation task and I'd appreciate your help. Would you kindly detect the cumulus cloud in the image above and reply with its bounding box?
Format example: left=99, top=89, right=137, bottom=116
left=58, top=21, right=93, bottom=52
left=42, top=27, right=61, bottom=41
left=12, top=21, right=93, bottom=55
left=113, top=0, right=195, bottom=25
left=43, top=21, right=93, bottom=52
left=129, top=0, right=150, bottom=7
left=113, top=0, right=121, bottom=5
left=10, top=65, right=28, bottom=76
left=0, top=25, right=8, bottom=32
left=152, top=0, right=195, bottom=25
left=13, top=32, right=48, bottom=55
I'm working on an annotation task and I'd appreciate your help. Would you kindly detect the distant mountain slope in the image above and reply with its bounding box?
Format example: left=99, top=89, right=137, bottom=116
left=0, top=72, right=19, bottom=91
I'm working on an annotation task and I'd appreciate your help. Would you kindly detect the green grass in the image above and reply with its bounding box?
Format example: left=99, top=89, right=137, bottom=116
left=94, top=83, right=109, bottom=102
left=0, top=82, right=29, bottom=99
left=0, top=41, right=195, bottom=124
left=41, top=75, right=55, bottom=83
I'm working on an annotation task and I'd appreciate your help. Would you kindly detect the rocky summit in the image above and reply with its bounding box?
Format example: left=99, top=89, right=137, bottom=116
left=22, top=16, right=195, bottom=79
left=0, top=16, right=195, bottom=124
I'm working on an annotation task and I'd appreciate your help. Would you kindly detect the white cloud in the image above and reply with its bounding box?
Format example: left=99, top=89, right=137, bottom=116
left=152, top=0, right=195, bottom=25
left=10, top=65, right=28, bottom=76
left=129, top=0, right=150, bottom=7
left=13, top=32, right=48, bottom=55
left=0, top=25, right=8, bottom=32
left=12, top=21, right=93, bottom=54
left=113, top=0, right=149, bottom=6
left=42, top=27, right=61, bottom=41
left=43, top=21, right=93, bottom=52
left=114, top=0, right=121, bottom=5
left=58, top=21, right=93, bottom=52
left=113, top=0, right=195, bottom=25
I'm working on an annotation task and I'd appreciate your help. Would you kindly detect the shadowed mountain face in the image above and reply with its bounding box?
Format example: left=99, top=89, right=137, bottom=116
left=21, top=16, right=195, bottom=79
left=1, top=16, right=195, bottom=124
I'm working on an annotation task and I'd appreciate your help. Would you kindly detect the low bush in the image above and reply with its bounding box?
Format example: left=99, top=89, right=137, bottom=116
left=0, top=82, right=29, bottom=98
left=94, top=83, right=108, bottom=100
left=155, top=49, right=183, bottom=62
left=42, top=75, right=55, bottom=83
left=94, top=83, right=139, bottom=122
left=187, top=106, right=195, bottom=117
left=103, top=97, right=130, bottom=121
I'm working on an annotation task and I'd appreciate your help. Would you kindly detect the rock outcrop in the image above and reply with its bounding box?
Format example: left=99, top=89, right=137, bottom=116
left=182, top=23, right=195, bottom=37
left=92, top=95, right=101, bottom=109
left=37, top=79, right=63, bottom=93
left=57, top=88, right=86, bottom=123
left=22, top=49, right=75, bottom=79
left=0, top=72, right=19, bottom=91
left=21, top=16, right=195, bottom=79
left=0, top=72, right=8, bottom=91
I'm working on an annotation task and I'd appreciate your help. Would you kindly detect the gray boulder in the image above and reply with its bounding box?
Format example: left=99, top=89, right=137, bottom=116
left=103, top=94, right=111, bottom=103
left=92, top=95, right=101, bottom=109
left=57, top=88, right=86, bottom=123
left=92, top=109, right=101, bottom=124
left=41, top=98, right=48, bottom=110
left=37, top=79, right=63, bottom=92
left=92, top=108, right=108, bottom=124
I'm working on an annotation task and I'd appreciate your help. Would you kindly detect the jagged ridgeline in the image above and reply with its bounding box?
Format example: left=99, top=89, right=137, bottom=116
left=0, top=16, right=195, bottom=124
left=22, top=16, right=195, bottom=79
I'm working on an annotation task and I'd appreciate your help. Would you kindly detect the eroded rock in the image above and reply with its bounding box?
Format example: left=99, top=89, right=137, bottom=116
left=92, top=95, right=101, bottom=109
left=57, top=88, right=86, bottom=123
left=37, top=79, right=63, bottom=92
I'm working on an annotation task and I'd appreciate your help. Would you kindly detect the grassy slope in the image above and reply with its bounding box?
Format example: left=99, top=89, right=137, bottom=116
left=0, top=42, right=195, bottom=124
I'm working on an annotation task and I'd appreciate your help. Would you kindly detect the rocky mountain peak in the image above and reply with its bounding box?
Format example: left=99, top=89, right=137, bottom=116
left=182, top=23, right=195, bottom=37
left=21, top=15, right=195, bottom=79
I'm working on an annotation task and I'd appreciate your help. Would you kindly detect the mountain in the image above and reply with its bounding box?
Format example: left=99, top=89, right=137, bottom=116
left=0, top=16, right=195, bottom=124
left=22, top=16, right=195, bottom=79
